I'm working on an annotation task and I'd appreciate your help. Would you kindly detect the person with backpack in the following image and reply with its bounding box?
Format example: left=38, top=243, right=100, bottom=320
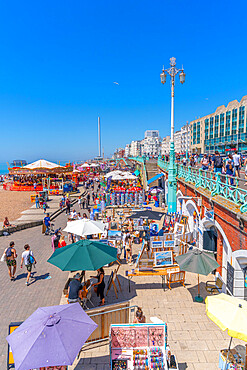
left=226, top=154, right=234, bottom=185
left=20, top=244, right=37, bottom=286
left=212, top=151, right=223, bottom=173
left=5, top=241, right=17, bottom=281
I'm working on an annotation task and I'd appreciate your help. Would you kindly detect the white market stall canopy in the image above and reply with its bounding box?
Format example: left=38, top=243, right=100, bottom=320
left=23, top=159, right=64, bottom=170
left=63, top=219, right=106, bottom=236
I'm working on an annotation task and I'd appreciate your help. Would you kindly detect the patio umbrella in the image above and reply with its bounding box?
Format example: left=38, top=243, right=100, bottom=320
left=47, top=239, right=117, bottom=271
left=63, top=219, right=106, bottom=236
left=175, top=248, right=219, bottom=302
left=127, top=209, right=165, bottom=220
left=6, top=303, right=97, bottom=370
left=206, top=293, right=247, bottom=369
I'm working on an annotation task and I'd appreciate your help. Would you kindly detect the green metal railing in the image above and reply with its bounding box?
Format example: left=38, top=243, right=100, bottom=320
left=157, top=158, right=247, bottom=213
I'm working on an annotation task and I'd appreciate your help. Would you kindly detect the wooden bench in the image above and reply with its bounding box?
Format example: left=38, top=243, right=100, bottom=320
left=206, top=277, right=223, bottom=294
left=166, top=271, right=185, bottom=290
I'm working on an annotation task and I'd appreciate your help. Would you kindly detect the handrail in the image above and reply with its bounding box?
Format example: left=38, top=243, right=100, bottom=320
left=157, top=158, right=247, bottom=213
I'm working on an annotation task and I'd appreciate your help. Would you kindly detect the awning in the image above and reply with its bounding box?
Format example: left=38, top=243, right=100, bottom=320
left=147, top=173, right=164, bottom=185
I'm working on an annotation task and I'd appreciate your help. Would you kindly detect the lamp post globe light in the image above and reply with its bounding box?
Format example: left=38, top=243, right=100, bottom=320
left=160, top=57, right=186, bottom=213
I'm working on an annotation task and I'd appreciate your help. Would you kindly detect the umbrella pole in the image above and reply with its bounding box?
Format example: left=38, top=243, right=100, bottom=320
left=195, top=274, right=203, bottom=303
left=224, top=337, right=232, bottom=370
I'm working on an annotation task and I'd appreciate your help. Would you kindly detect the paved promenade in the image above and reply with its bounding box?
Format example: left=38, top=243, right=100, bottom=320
left=0, top=191, right=88, bottom=369
left=73, top=244, right=246, bottom=370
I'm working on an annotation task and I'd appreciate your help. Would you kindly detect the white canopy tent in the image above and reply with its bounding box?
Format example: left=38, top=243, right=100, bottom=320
left=23, top=159, right=64, bottom=170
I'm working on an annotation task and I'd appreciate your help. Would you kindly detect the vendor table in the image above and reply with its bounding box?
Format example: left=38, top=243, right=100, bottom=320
left=126, top=266, right=180, bottom=292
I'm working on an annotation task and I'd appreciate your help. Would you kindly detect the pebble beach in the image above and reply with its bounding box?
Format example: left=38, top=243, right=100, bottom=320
left=0, top=188, right=34, bottom=222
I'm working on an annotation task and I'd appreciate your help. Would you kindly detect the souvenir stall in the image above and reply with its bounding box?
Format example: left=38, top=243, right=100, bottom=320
left=110, top=323, right=178, bottom=370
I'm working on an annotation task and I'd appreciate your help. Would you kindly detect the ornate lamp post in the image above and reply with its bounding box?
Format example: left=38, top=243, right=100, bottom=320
left=160, top=57, right=185, bottom=213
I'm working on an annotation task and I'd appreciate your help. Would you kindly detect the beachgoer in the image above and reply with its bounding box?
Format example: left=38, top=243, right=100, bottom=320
left=68, top=273, right=83, bottom=303
left=5, top=241, right=17, bottom=280
left=201, top=154, right=209, bottom=170
left=66, top=198, right=71, bottom=214
left=43, top=213, right=51, bottom=235
left=3, top=217, right=15, bottom=228
left=78, top=196, right=82, bottom=209
left=70, top=209, right=77, bottom=219
left=20, top=244, right=37, bottom=286
left=35, top=195, right=40, bottom=208
left=58, top=235, right=67, bottom=248
left=51, top=229, right=61, bottom=251
left=77, top=212, right=82, bottom=220
left=133, top=307, right=146, bottom=323
left=225, top=155, right=234, bottom=186
left=82, top=198, right=86, bottom=209
left=233, top=150, right=241, bottom=177
left=212, top=151, right=223, bottom=173
left=43, top=201, right=47, bottom=213
left=83, top=213, right=88, bottom=219
left=91, top=267, right=105, bottom=306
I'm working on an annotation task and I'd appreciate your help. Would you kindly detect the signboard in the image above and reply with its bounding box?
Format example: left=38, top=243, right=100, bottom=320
left=227, top=262, right=234, bottom=295
left=154, top=251, right=173, bottom=268
left=8, top=322, right=23, bottom=369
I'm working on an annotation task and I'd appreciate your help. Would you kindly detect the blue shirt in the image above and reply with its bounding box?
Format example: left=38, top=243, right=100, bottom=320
left=44, top=216, right=50, bottom=226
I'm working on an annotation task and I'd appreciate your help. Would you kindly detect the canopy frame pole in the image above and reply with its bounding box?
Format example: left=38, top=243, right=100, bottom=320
left=224, top=337, right=233, bottom=370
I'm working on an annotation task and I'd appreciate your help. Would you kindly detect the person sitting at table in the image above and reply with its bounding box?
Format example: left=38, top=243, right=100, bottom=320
left=133, top=307, right=146, bottom=323
left=91, top=267, right=105, bottom=306
left=3, top=217, right=15, bottom=228
left=68, top=273, right=83, bottom=304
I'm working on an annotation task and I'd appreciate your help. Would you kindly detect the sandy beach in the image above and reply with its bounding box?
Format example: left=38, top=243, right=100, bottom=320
left=0, top=188, right=34, bottom=222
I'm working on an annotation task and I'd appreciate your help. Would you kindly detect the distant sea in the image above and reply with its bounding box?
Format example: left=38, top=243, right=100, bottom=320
left=0, top=163, right=8, bottom=175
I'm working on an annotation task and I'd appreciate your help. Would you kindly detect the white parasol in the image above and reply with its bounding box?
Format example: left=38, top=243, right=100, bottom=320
left=63, top=219, right=106, bottom=236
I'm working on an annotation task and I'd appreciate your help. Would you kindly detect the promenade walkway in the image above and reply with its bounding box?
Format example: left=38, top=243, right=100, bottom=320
left=0, top=189, right=89, bottom=369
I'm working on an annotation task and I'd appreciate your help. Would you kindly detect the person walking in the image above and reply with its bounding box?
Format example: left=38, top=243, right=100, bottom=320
left=201, top=154, right=209, bottom=170
left=233, top=150, right=241, bottom=178
left=87, top=193, right=91, bottom=207
left=78, top=196, right=82, bottom=209
left=20, top=244, right=37, bottom=286
left=225, top=154, right=234, bottom=186
left=35, top=195, right=40, bottom=208
left=5, top=241, right=17, bottom=281
left=66, top=197, right=71, bottom=215
left=212, top=151, right=223, bottom=173
left=43, top=213, right=51, bottom=235
left=82, top=198, right=86, bottom=209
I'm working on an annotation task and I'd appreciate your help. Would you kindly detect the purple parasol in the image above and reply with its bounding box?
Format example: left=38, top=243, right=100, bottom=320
left=6, top=303, right=97, bottom=370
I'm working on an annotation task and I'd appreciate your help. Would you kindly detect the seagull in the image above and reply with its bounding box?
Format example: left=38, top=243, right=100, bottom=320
left=113, top=82, right=119, bottom=85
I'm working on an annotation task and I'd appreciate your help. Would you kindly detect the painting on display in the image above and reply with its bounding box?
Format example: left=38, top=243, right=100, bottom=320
left=154, top=251, right=173, bottom=268
left=174, top=223, right=185, bottom=235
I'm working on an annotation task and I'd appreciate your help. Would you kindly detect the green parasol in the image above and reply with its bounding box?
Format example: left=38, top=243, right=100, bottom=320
left=47, top=239, right=117, bottom=271
left=175, top=249, right=219, bottom=302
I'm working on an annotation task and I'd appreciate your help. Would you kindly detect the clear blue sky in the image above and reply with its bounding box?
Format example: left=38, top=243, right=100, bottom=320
left=0, top=0, right=247, bottom=162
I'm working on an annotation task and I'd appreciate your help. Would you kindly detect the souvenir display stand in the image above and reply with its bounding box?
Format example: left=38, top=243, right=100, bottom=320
left=110, top=323, right=178, bottom=370
left=219, top=349, right=244, bottom=370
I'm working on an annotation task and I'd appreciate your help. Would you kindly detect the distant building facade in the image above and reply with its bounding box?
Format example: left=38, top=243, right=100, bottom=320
left=174, top=130, right=182, bottom=154
left=143, top=130, right=160, bottom=156
left=190, top=96, right=247, bottom=154
left=161, top=136, right=170, bottom=155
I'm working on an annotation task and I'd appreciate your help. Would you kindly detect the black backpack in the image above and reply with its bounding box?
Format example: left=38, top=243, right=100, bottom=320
left=214, top=156, right=223, bottom=168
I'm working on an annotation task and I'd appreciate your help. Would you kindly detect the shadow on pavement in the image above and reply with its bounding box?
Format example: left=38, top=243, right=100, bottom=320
left=74, top=355, right=109, bottom=369
left=187, top=281, right=208, bottom=303
left=178, top=362, right=188, bottom=370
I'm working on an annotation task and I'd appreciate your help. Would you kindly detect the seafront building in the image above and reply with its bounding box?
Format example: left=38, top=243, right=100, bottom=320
left=161, top=136, right=170, bottom=155
left=143, top=130, right=160, bottom=156
left=190, top=95, right=247, bottom=154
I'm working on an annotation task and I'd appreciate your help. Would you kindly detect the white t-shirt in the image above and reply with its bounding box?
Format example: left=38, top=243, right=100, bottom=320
left=233, top=154, right=240, bottom=166
left=22, top=250, right=34, bottom=265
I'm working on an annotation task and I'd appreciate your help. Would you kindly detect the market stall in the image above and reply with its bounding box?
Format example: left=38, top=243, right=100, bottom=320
left=110, top=323, right=178, bottom=369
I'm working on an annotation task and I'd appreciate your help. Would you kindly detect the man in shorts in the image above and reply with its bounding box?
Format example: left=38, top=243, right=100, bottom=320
left=20, top=244, right=37, bottom=286
left=5, top=241, right=17, bottom=281
left=43, top=213, right=51, bottom=235
left=233, top=150, right=241, bottom=178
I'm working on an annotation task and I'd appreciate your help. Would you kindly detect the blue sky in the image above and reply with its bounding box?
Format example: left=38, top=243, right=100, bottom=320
left=0, top=0, right=247, bottom=162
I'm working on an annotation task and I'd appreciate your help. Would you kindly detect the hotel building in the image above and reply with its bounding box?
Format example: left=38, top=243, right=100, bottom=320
left=190, top=96, right=247, bottom=154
